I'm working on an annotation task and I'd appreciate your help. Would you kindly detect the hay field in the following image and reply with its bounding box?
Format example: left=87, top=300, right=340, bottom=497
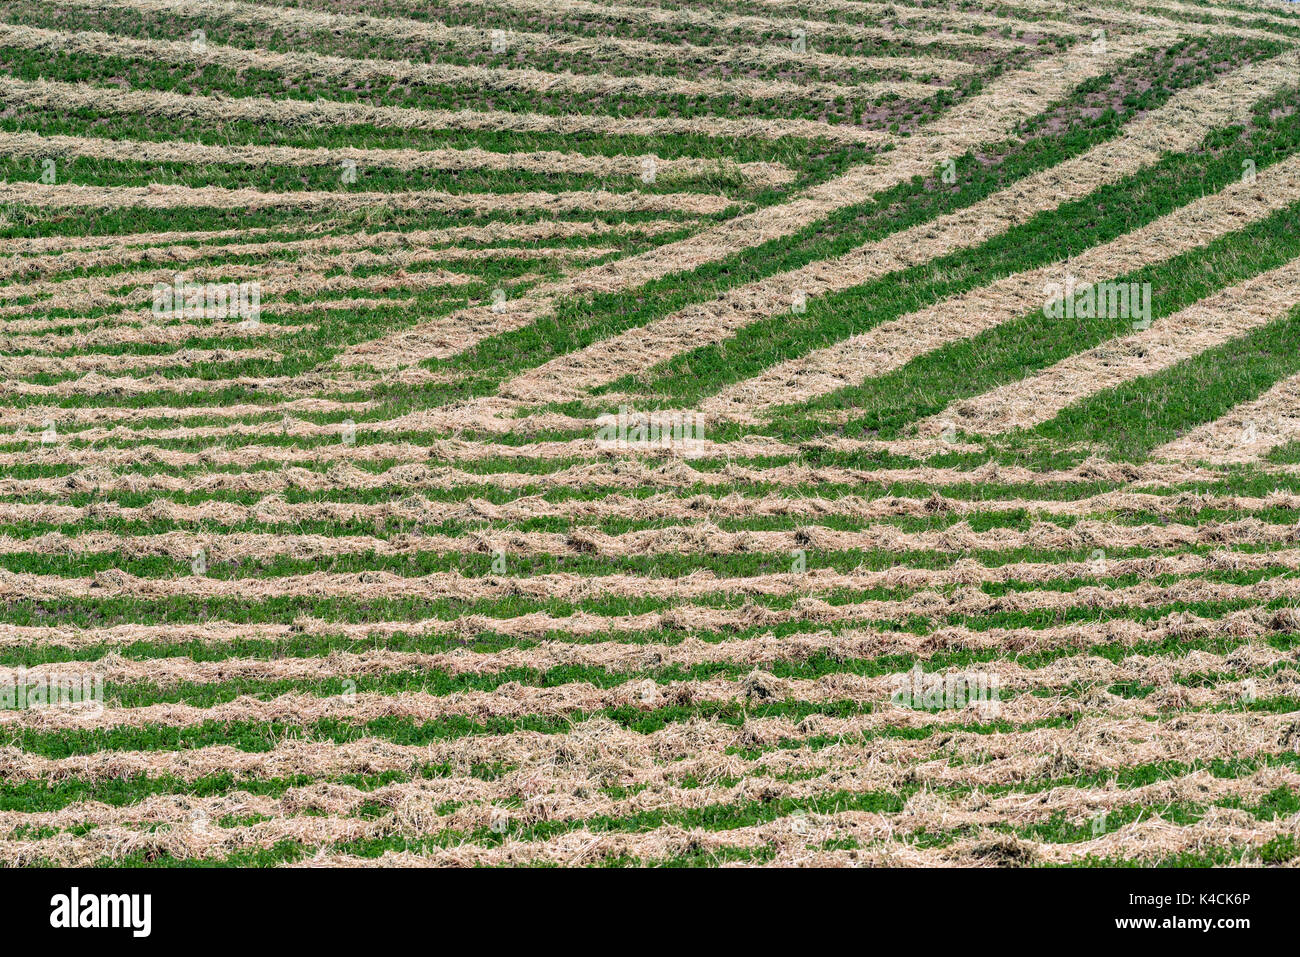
left=2, top=0, right=1300, bottom=868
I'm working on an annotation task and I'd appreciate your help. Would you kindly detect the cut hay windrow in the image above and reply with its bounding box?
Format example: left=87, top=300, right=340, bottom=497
left=0, top=245, right=594, bottom=316
left=987, top=0, right=1300, bottom=33
left=0, top=271, right=476, bottom=327
left=1, top=486, right=1295, bottom=530
left=924, top=254, right=1300, bottom=436
left=4, top=515, right=1295, bottom=562
left=1152, top=371, right=1300, bottom=464
left=702, top=146, right=1300, bottom=422
left=0, top=298, right=414, bottom=336
left=0, top=21, right=940, bottom=106
left=9, top=640, right=1285, bottom=699
left=0, top=256, right=485, bottom=305
left=4, top=706, right=1290, bottom=791
left=0, top=321, right=309, bottom=351
left=4, top=740, right=1295, bottom=856
left=0, top=75, right=891, bottom=145
left=0, top=179, right=734, bottom=216
left=0, top=456, right=1231, bottom=499
left=337, top=31, right=1178, bottom=369
left=7, top=545, right=1300, bottom=604
left=0, top=218, right=686, bottom=264
left=0, top=347, right=279, bottom=378
left=0, top=669, right=1281, bottom=740
left=0, top=130, right=793, bottom=191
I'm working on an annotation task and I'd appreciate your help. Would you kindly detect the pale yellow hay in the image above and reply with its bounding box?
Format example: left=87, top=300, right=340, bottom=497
left=0, top=298, right=413, bottom=336
left=0, top=455, right=1226, bottom=496
left=0, top=179, right=733, bottom=216
left=0, top=486, right=1290, bottom=528
left=0, top=217, right=686, bottom=260
left=1, top=515, right=1289, bottom=562
left=0, top=130, right=792, bottom=190
left=3, top=547, right=1299, bottom=605
left=0, top=75, right=890, bottom=146
left=0, top=347, right=278, bottom=378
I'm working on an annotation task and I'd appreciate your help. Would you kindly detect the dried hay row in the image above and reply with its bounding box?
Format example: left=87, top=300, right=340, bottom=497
left=0, top=368, right=370, bottom=399
left=4, top=547, right=1299, bottom=603
left=0, top=298, right=414, bottom=336
left=0, top=347, right=280, bottom=378
left=986, top=0, right=1300, bottom=34
left=0, top=662, right=1290, bottom=734
left=0, top=216, right=688, bottom=261
left=296, top=807, right=1300, bottom=868
left=1152, top=371, right=1300, bottom=464
left=0, top=178, right=733, bottom=216
left=923, top=254, right=1300, bottom=435
left=0, top=436, right=795, bottom=469
left=0, top=321, right=311, bottom=352
left=0, top=610, right=1277, bottom=681
left=0, top=20, right=941, bottom=105
left=0, top=456, right=1228, bottom=497
left=0, top=486, right=1290, bottom=528
left=705, top=144, right=1300, bottom=421
left=6, top=760, right=1294, bottom=865
left=0, top=398, right=374, bottom=433
left=0, top=253, right=490, bottom=305
left=6, top=629, right=1287, bottom=695
left=0, top=271, right=475, bottom=328
left=501, top=53, right=1300, bottom=404
left=4, top=707, right=1292, bottom=799
left=15, top=772, right=1297, bottom=866
left=5, top=515, right=1295, bottom=561
left=0, top=129, right=793, bottom=190
left=15, top=562, right=1294, bottom=637
left=670, top=0, right=1096, bottom=37
left=336, top=32, right=1178, bottom=369
left=0, top=238, right=617, bottom=291
left=10, top=412, right=973, bottom=457
left=0, top=75, right=891, bottom=146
